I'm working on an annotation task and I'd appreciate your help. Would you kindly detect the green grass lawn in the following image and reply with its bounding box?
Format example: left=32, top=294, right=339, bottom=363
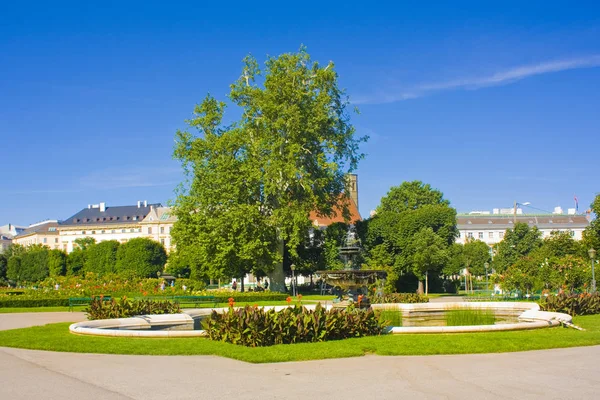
left=1, top=315, right=599, bottom=363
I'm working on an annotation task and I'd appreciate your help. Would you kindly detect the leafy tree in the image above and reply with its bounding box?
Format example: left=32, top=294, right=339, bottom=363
left=116, top=238, right=167, bottom=278
left=47, top=249, right=67, bottom=277
left=6, top=256, right=21, bottom=283
left=444, top=243, right=464, bottom=276
left=463, top=240, right=491, bottom=276
left=536, top=230, right=580, bottom=259
left=0, top=253, right=7, bottom=282
left=172, top=47, right=365, bottom=291
left=84, top=240, right=119, bottom=275
left=367, top=181, right=457, bottom=294
left=67, top=248, right=86, bottom=276
left=17, top=245, right=49, bottom=282
left=407, top=227, right=449, bottom=294
left=378, top=181, right=449, bottom=214
left=292, top=228, right=327, bottom=279
left=493, top=222, right=541, bottom=272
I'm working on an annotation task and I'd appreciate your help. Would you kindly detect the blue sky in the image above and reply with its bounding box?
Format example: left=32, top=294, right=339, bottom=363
left=1, top=1, right=599, bottom=226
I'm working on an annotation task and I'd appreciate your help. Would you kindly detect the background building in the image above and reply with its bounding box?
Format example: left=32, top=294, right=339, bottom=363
left=58, top=201, right=160, bottom=253
left=12, top=220, right=61, bottom=249
left=456, top=212, right=590, bottom=246
left=141, top=206, right=177, bottom=253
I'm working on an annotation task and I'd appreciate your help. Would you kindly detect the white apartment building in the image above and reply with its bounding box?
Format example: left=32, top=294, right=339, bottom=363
left=58, top=201, right=161, bottom=253
left=456, top=212, right=590, bottom=246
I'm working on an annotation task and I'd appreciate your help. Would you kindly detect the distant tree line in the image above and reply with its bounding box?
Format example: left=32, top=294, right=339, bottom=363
left=0, top=237, right=167, bottom=284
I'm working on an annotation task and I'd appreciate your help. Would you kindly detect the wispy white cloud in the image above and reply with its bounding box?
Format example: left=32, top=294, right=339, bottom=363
left=80, top=166, right=182, bottom=190
left=355, top=55, right=600, bottom=105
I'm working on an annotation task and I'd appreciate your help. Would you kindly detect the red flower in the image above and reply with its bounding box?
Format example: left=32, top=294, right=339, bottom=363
left=297, top=294, right=303, bottom=301
left=286, top=296, right=292, bottom=304
left=143, top=291, right=148, bottom=296
left=357, top=294, right=364, bottom=306
left=228, top=297, right=235, bottom=307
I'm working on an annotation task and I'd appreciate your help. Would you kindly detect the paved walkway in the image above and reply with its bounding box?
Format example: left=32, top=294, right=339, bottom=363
left=1, top=312, right=599, bottom=399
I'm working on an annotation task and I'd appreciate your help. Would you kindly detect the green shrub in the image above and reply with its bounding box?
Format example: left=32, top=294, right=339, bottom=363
left=205, top=304, right=384, bottom=347
left=540, top=292, right=600, bottom=316
left=208, top=293, right=289, bottom=303
left=0, top=298, right=69, bottom=307
left=85, top=297, right=182, bottom=320
left=371, top=293, right=429, bottom=304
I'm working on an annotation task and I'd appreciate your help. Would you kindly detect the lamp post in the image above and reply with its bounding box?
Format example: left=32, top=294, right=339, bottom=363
left=589, top=248, right=597, bottom=293
left=484, top=262, right=489, bottom=293
left=513, top=201, right=531, bottom=223
left=290, top=264, right=297, bottom=296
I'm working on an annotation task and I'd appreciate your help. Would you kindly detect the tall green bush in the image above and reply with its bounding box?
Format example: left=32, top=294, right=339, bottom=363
left=85, top=240, right=119, bottom=275
left=48, top=249, right=67, bottom=277
left=116, top=238, right=167, bottom=278
left=85, top=297, right=181, bottom=320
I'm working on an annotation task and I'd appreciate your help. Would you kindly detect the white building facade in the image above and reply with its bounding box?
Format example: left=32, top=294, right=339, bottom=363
left=58, top=201, right=160, bottom=253
left=456, top=213, right=590, bottom=246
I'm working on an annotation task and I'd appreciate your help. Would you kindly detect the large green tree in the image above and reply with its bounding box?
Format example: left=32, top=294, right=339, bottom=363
left=493, top=222, right=542, bottom=272
left=366, top=181, right=457, bottom=294
left=0, top=253, right=7, bottom=282
left=84, top=240, right=120, bottom=275
left=116, top=238, right=167, bottom=278
left=47, top=249, right=67, bottom=277
left=172, top=47, right=365, bottom=291
left=463, top=240, right=491, bottom=276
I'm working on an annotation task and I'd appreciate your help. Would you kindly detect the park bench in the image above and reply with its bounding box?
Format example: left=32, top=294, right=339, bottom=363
left=68, top=296, right=112, bottom=311
left=173, top=295, right=218, bottom=308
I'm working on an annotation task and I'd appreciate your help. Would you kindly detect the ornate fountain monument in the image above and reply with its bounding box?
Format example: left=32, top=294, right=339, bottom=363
left=317, top=225, right=387, bottom=308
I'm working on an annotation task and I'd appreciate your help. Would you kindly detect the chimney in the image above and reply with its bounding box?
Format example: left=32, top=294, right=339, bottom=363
left=144, top=200, right=148, bottom=207
left=99, top=202, right=106, bottom=212
left=88, top=204, right=92, bottom=209
left=137, top=201, right=141, bottom=208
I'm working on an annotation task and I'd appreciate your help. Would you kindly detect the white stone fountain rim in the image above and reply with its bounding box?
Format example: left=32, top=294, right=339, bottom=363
left=69, top=302, right=572, bottom=338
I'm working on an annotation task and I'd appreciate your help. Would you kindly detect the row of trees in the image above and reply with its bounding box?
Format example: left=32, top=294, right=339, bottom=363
left=0, top=237, right=167, bottom=284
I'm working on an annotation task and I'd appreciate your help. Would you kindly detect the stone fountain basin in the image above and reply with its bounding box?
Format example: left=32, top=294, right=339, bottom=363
left=69, top=302, right=572, bottom=338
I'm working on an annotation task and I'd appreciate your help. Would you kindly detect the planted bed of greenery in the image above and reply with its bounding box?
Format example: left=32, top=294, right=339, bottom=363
left=371, top=293, right=429, bottom=304
left=540, top=292, right=600, bottom=316
left=205, top=304, right=383, bottom=347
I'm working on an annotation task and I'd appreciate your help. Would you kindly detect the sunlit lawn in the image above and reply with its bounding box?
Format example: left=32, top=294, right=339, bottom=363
left=1, top=314, right=599, bottom=363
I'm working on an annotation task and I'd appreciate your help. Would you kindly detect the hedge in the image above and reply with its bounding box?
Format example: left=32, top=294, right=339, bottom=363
left=0, top=298, right=70, bottom=308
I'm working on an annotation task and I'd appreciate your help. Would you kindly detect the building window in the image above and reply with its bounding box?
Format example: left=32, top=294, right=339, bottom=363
left=478, top=232, right=483, bottom=239
left=160, top=227, right=165, bottom=234
left=499, top=232, right=504, bottom=239
left=130, top=229, right=134, bottom=233
left=160, top=238, right=165, bottom=245
left=467, top=232, right=474, bottom=239
left=570, top=230, right=575, bottom=237
left=101, top=230, right=106, bottom=234
left=148, top=227, right=152, bottom=234
left=112, top=230, right=116, bottom=234
left=55, top=238, right=58, bottom=243
left=91, top=231, right=96, bottom=234
left=122, top=229, right=126, bottom=233
left=488, top=232, right=494, bottom=239
left=43, top=238, right=47, bottom=243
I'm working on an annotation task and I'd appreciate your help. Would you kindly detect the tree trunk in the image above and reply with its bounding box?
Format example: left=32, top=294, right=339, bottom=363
left=425, top=272, right=429, bottom=296
left=240, top=278, right=244, bottom=293
left=417, top=280, right=424, bottom=295
left=268, top=239, right=286, bottom=292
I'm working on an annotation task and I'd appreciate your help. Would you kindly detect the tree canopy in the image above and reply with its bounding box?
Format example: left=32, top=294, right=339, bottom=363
left=116, top=238, right=167, bottom=278
left=493, top=222, right=542, bottom=272
left=172, top=47, right=366, bottom=291
left=365, top=181, right=457, bottom=294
